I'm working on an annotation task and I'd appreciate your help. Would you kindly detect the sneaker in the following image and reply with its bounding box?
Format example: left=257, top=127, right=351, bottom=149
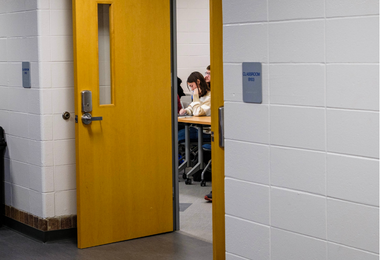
left=204, top=191, right=212, bottom=202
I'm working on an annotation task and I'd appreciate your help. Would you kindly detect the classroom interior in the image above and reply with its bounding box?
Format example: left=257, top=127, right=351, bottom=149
left=176, top=0, right=213, bottom=243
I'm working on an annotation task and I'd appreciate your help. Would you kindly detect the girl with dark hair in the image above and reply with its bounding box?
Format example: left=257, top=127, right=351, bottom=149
left=179, top=72, right=211, bottom=116
left=178, top=72, right=211, bottom=143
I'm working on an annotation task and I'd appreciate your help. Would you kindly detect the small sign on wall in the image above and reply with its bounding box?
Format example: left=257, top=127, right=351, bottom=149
left=22, top=62, right=31, bottom=88
left=242, top=62, right=262, bottom=103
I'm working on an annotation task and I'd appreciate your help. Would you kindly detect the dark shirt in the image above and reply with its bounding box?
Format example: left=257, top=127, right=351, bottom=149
left=177, top=95, right=182, bottom=113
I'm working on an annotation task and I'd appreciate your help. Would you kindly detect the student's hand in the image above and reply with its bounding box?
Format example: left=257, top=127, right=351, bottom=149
left=179, top=109, right=187, bottom=115
left=193, top=88, right=199, bottom=96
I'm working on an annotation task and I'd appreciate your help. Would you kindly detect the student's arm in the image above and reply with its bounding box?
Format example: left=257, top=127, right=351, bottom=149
left=185, top=92, right=211, bottom=116
left=184, top=104, right=194, bottom=116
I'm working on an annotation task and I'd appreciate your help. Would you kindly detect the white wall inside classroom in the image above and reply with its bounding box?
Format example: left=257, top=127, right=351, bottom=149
left=222, top=0, right=379, bottom=259
left=176, top=0, right=210, bottom=93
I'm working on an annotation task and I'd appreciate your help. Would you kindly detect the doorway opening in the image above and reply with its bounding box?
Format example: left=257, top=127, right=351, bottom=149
left=173, top=0, right=213, bottom=243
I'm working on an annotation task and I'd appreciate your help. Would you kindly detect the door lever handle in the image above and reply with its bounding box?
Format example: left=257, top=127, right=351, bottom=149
left=82, top=113, right=103, bottom=125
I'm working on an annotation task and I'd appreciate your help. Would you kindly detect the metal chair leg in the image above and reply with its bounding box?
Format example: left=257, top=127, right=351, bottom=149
left=200, top=159, right=211, bottom=187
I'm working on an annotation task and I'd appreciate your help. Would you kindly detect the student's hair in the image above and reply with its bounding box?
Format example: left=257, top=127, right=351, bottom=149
left=177, top=77, right=185, bottom=98
left=187, top=71, right=210, bottom=98
left=206, top=65, right=211, bottom=89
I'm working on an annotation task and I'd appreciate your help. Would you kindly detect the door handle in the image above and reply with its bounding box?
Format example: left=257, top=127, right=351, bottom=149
left=81, top=90, right=102, bottom=125
left=82, top=113, right=103, bottom=125
left=218, top=106, right=224, bottom=148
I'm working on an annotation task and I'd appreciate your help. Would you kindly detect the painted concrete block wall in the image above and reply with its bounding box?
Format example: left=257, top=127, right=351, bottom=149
left=223, top=0, right=379, bottom=259
left=176, top=0, right=210, bottom=93
left=0, top=0, right=76, bottom=219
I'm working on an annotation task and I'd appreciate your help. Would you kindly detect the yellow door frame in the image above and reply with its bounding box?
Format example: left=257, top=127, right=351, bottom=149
left=209, top=0, right=225, bottom=259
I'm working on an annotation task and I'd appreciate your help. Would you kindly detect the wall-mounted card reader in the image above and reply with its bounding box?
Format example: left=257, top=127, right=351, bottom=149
left=22, top=62, right=31, bottom=88
left=242, top=62, right=262, bottom=103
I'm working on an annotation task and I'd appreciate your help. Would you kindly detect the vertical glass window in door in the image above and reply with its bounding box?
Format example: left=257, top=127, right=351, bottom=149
left=98, top=4, right=112, bottom=105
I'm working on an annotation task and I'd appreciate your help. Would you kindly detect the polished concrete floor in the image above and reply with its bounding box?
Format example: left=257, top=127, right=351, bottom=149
left=0, top=173, right=213, bottom=259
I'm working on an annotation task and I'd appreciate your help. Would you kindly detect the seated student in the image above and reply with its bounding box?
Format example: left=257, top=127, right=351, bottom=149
left=179, top=72, right=210, bottom=116
left=203, top=65, right=212, bottom=202
left=177, top=77, right=184, bottom=131
left=178, top=71, right=211, bottom=142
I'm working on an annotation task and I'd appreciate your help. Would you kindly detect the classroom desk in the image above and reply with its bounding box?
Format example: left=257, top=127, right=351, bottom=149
left=178, top=116, right=211, bottom=184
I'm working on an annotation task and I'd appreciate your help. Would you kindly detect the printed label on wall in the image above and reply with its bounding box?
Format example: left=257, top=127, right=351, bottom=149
left=242, top=62, right=262, bottom=103
left=22, top=62, right=31, bottom=89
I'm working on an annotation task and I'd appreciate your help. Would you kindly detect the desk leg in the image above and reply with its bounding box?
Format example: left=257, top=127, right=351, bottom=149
left=185, top=125, right=204, bottom=183
left=178, top=124, right=190, bottom=173
left=185, top=124, right=190, bottom=167
left=198, top=125, right=204, bottom=169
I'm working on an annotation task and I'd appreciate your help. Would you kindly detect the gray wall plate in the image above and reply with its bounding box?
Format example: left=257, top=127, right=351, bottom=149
left=22, top=62, right=31, bottom=89
left=242, top=62, right=262, bottom=103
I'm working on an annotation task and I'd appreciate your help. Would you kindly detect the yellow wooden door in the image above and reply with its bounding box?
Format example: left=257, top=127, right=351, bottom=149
left=72, top=0, right=173, bottom=249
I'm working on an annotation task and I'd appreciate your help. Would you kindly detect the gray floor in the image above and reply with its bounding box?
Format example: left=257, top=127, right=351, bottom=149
left=179, top=173, right=212, bottom=243
left=0, top=172, right=213, bottom=260
left=0, top=226, right=212, bottom=260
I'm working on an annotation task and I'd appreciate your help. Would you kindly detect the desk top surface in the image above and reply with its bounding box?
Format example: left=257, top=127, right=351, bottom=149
left=178, top=116, right=211, bottom=125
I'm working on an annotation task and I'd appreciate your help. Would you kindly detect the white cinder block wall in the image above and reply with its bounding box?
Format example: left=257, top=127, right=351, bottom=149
left=223, top=0, right=379, bottom=259
left=0, top=1, right=39, bottom=216
left=0, top=0, right=76, bottom=219
left=176, top=0, right=210, bottom=93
